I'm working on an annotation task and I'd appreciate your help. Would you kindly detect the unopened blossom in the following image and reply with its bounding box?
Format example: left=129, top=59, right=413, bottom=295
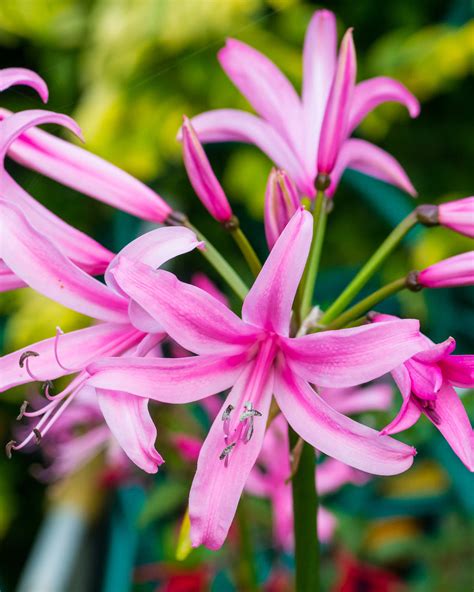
left=264, top=169, right=299, bottom=249
left=371, top=313, right=474, bottom=470
left=182, top=9, right=418, bottom=198
left=88, top=208, right=425, bottom=549
left=0, top=199, right=201, bottom=472
left=182, top=116, right=233, bottom=223
left=438, top=197, right=474, bottom=238
left=410, top=252, right=474, bottom=289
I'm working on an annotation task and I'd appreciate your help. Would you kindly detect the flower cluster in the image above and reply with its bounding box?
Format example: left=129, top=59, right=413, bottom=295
left=0, top=9, right=473, bottom=560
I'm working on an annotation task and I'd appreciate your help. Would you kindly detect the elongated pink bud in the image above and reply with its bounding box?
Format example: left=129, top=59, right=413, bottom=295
left=264, top=169, right=300, bottom=249
left=416, top=252, right=474, bottom=288
left=438, top=197, right=474, bottom=239
left=317, top=29, right=356, bottom=176
left=182, top=116, right=232, bottom=223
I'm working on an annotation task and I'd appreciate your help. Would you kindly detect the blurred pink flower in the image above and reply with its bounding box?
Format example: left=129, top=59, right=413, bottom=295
left=89, top=209, right=424, bottom=549
left=0, top=200, right=201, bottom=472
left=182, top=9, right=418, bottom=198
left=372, top=313, right=474, bottom=470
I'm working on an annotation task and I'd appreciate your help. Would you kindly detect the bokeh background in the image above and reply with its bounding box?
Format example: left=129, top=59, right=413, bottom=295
left=0, top=0, right=473, bottom=590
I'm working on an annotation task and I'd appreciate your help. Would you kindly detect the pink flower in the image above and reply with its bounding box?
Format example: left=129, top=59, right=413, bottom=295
left=0, top=199, right=201, bottom=472
left=264, top=169, right=299, bottom=249
left=181, top=9, right=418, bottom=198
left=415, top=252, right=474, bottom=288
left=371, top=314, right=474, bottom=470
left=438, top=197, right=474, bottom=238
left=88, top=208, right=424, bottom=549
left=0, top=67, right=48, bottom=101
left=182, top=117, right=233, bottom=223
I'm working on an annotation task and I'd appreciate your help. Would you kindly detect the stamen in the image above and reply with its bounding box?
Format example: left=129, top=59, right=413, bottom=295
left=16, top=401, right=28, bottom=421
left=219, top=442, right=236, bottom=466
left=19, top=351, right=42, bottom=381
left=243, top=420, right=254, bottom=442
left=33, top=428, right=42, bottom=443
left=221, top=404, right=234, bottom=437
left=54, top=327, right=75, bottom=371
left=41, top=380, right=55, bottom=400
left=5, top=440, right=16, bottom=459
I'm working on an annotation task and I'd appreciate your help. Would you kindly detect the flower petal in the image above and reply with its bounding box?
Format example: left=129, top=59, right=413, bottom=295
left=0, top=201, right=128, bottom=322
left=105, top=226, right=201, bottom=295
left=440, top=355, right=474, bottom=388
left=0, top=68, right=48, bottom=101
left=218, top=39, right=303, bottom=154
left=182, top=109, right=312, bottom=195
left=348, top=77, right=420, bottom=132
left=317, top=458, right=368, bottom=495
left=413, top=336, right=456, bottom=363
left=112, top=258, right=257, bottom=354
left=328, top=139, right=417, bottom=197
left=381, top=365, right=421, bottom=434
left=317, top=29, right=356, bottom=175
left=88, top=353, right=247, bottom=403
left=321, top=384, right=393, bottom=415
left=0, top=108, right=171, bottom=223
left=274, top=364, right=416, bottom=475
left=427, top=385, right=473, bottom=471
left=0, top=323, right=141, bottom=391
left=189, top=363, right=274, bottom=549
left=283, top=319, right=424, bottom=387
left=242, top=208, right=312, bottom=335
left=418, top=252, right=474, bottom=288
left=438, top=197, right=474, bottom=239
left=0, top=260, right=25, bottom=292
left=301, top=9, right=337, bottom=171
left=96, top=388, right=163, bottom=474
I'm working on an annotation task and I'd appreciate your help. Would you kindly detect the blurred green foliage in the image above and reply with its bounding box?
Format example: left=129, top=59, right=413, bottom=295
left=0, top=1, right=473, bottom=591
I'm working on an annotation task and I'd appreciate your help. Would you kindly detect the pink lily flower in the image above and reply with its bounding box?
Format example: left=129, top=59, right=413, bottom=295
left=264, top=169, right=299, bottom=249
left=371, top=313, right=474, bottom=471
left=0, top=67, right=48, bottom=101
left=182, top=9, right=419, bottom=198
left=414, top=252, right=474, bottom=289
left=439, top=197, right=474, bottom=238
left=0, top=199, right=201, bottom=472
left=88, top=208, right=425, bottom=549
left=182, top=116, right=233, bottom=223
left=246, top=413, right=373, bottom=550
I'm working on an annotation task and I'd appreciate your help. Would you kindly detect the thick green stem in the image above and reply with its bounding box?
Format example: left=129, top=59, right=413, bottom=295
left=236, top=498, right=260, bottom=592
left=185, top=222, right=249, bottom=301
left=230, top=226, right=262, bottom=277
left=289, top=426, right=319, bottom=592
left=298, top=191, right=328, bottom=322
left=324, top=277, right=407, bottom=330
left=321, top=212, right=417, bottom=325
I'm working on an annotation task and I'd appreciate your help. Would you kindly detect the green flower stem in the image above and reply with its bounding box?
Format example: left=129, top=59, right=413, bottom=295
left=185, top=221, right=249, bottom=301
left=298, top=191, right=329, bottom=322
left=236, top=498, right=260, bottom=592
left=230, top=226, right=262, bottom=277
left=320, top=212, right=417, bottom=325
left=289, top=426, right=319, bottom=592
left=324, top=277, right=407, bottom=330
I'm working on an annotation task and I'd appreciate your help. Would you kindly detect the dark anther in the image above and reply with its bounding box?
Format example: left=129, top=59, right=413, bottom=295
left=405, top=270, right=423, bottom=292
left=315, top=173, right=331, bottom=191
left=19, top=350, right=39, bottom=368
left=222, top=215, right=240, bottom=232
left=366, top=311, right=378, bottom=322
left=219, top=442, right=236, bottom=460
left=164, top=210, right=189, bottom=226
left=41, top=380, right=55, bottom=397
left=5, top=440, right=16, bottom=459
left=16, top=401, right=28, bottom=421
left=33, top=429, right=42, bottom=444
left=221, top=405, right=234, bottom=421
left=415, top=204, right=439, bottom=227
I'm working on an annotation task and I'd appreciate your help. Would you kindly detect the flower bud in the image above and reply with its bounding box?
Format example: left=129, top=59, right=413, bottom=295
left=181, top=116, right=232, bottom=223
left=416, top=252, right=474, bottom=288
left=264, top=168, right=300, bottom=249
left=438, top=197, right=474, bottom=239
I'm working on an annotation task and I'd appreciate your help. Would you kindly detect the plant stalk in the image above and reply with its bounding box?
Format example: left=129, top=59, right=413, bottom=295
left=236, top=498, right=260, bottom=592
left=320, top=212, right=417, bottom=324
left=230, top=226, right=262, bottom=277
left=289, top=426, right=319, bottom=592
left=324, top=277, right=407, bottom=330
